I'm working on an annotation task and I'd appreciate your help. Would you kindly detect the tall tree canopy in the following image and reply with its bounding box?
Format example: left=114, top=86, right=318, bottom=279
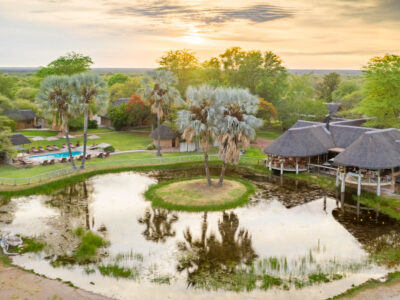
left=107, top=73, right=130, bottom=87
left=358, top=54, right=400, bottom=128
left=315, top=72, right=341, bottom=102
left=158, top=49, right=200, bottom=95
left=36, top=52, right=93, bottom=78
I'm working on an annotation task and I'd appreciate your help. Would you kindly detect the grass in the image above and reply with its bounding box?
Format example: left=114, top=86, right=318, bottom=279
left=18, top=237, right=45, bottom=254
left=357, top=193, right=400, bottom=220
left=242, top=146, right=266, bottom=158
left=0, top=152, right=195, bottom=179
left=328, top=271, right=400, bottom=299
left=73, top=228, right=107, bottom=264
left=16, top=130, right=58, bottom=137
left=256, top=129, right=282, bottom=140
left=145, top=176, right=256, bottom=212
left=98, top=264, right=138, bottom=279
left=285, top=172, right=336, bottom=189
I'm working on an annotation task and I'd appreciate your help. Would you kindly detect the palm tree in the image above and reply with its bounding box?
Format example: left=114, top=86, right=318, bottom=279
left=216, top=88, right=262, bottom=186
left=37, top=75, right=77, bottom=169
left=139, top=70, right=181, bottom=156
left=71, top=73, right=107, bottom=169
left=176, top=85, right=222, bottom=186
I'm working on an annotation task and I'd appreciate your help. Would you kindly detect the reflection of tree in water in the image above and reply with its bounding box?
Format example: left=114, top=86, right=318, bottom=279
left=177, top=211, right=257, bottom=288
left=46, top=181, right=95, bottom=231
left=138, top=208, right=178, bottom=242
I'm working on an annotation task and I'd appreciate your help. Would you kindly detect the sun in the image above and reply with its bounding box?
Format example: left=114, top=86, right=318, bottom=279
left=183, top=34, right=204, bottom=44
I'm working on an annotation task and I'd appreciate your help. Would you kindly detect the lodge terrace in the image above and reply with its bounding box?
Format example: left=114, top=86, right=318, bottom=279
left=264, top=119, right=400, bottom=196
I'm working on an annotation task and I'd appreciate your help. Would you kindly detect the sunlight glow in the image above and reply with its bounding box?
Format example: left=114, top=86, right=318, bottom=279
left=183, top=35, right=204, bottom=44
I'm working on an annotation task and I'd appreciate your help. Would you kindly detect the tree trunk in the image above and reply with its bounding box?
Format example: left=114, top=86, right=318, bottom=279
left=218, top=160, right=227, bottom=186
left=63, top=114, right=76, bottom=169
left=80, top=103, right=89, bottom=169
left=204, top=150, right=212, bottom=186
left=156, top=105, right=162, bottom=157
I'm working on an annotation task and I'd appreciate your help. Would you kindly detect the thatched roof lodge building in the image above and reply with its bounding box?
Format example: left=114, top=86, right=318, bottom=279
left=150, top=125, right=180, bottom=149
left=264, top=119, right=400, bottom=195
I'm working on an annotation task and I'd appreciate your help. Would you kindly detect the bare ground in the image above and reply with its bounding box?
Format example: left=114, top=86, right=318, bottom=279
left=0, top=263, right=112, bottom=300
left=339, top=281, right=400, bottom=299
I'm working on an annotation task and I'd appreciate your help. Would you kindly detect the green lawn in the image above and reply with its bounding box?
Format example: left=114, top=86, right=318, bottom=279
left=70, top=128, right=114, bottom=135
left=0, top=152, right=197, bottom=179
left=23, top=132, right=151, bottom=151
left=256, top=130, right=282, bottom=140
left=16, top=130, right=58, bottom=137
left=242, top=146, right=266, bottom=158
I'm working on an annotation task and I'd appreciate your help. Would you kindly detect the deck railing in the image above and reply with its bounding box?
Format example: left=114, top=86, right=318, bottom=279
left=0, top=155, right=263, bottom=186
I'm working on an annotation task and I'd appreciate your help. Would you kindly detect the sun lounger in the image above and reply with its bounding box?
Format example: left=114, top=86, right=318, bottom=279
left=38, top=146, right=45, bottom=153
left=49, top=159, right=55, bottom=165
left=60, top=157, right=67, bottom=163
left=104, top=152, right=110, bottom=158
left=41, top=160, right=48, bottom=166
left=97, top=152, right=104, bottom=158
left=86, top=154, right=91, bottom=160
left=71, top=144, right=76, bottom=149
left=46, top=145, right=53, bottom=152
left=53, top=145, right=60, bottom=151
left=32, top=147, right=39, bottom=153
left=62, top=144, right=66, bottom=149
left=78, top=155, right=84, bottom=160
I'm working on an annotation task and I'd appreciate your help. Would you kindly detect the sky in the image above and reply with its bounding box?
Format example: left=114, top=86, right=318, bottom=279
left=0, top=0, right=399, bottom=69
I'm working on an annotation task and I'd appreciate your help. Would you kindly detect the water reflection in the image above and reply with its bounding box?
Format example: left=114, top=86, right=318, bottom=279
left=177, top=212, right=257, bottom=288
left=138, top=208, right=178, bottom=243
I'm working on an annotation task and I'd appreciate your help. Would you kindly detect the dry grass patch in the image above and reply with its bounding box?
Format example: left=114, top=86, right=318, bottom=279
left=156, top=179, right=246, bottom=207
left=146, top=177, right=255, bottom=211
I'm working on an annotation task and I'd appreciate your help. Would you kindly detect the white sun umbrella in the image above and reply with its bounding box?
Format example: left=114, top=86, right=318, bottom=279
left=88, top=135, right=100, bottom=140
left=32, top=136, right=44, bottom=141
left=46, top=137, right=59, bottom=141
left=96, top=143, right=111, bottom=149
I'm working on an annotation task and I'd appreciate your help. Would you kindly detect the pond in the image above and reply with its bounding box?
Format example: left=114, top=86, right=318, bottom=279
left=0, top=166, right=399, bottom=300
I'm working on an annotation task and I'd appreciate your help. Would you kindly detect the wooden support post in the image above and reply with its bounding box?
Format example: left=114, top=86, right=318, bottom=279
left=280, top=162, right=283, bottom=175
left=336, top=168, right=340, bottom=187
left=377, top=170, right=381, bottom=196
left=341, top=172, right=346, bottom=193
left=296, top=157, right=299, bottom=174
left=357, top=174, right=361, bottom=196
left=268, top=160, right=272, bottom=171
left=392, top=168, right=396, bottom=193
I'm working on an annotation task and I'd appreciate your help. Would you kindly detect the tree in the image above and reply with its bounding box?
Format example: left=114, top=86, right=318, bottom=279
left=36, top=52, right=93, bottom=78
left=0, top=74, right=17, bottom=99
left=216, top=88, right=262, bottom=186
left=107, top=73, right=129, bottom=87
left=338, top=90, right=364, bottom=119
left=108, top=104, right=127, bottom=130
left=332, top=80, right=360, bottom=102
left=158, top=49, right=200, bottom=95
left=14, top=87, right=39, bottom=102
left=277, top=74, right=316, bottom=129
left=139, top=70, right=181, bottom=156
left=125, top=94, right=150, bottom=127
left=37, top=75, right=77, bottom=168
left=108, top=77, right=143, bottom=102
left=315, top=72, right=341, bottom=102
left=71, top=73, right=107, bottom=169
left=257, top=98, right=278, bottom=127
left=0, top=116, right=16, bottom=163
left=358, top=54, right=400, bottom=128
left=176, top=85, right=221, bottom=186
left=199, top=57, right=223, bottom=86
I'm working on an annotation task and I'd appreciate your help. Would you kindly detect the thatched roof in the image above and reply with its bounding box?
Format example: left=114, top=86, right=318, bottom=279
left=291, top=120, right=323, bottom=129
left=112, top=98, right=130, bottom=107
left=150, top=125, right=178, bottom=139
left=327, top=103, right=341, bottom=116
left=6, top=109, right=36, bottom=121
left=10, top=133, right=31, bottom=145
left=264, top=125, right=334, bottom=157
left=334, top=129, right=400, bottom=169
left=329, top=124, right=373, bottom=148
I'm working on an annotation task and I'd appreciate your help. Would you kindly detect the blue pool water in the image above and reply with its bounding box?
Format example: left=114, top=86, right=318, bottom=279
left=29, top=151, right=82, bottom=162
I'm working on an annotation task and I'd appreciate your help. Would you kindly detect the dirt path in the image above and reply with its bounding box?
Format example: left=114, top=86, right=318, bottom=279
left=0, top=263, right=112, bottom=300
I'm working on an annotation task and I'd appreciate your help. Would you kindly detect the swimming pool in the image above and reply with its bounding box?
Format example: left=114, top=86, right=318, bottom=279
left=29, top=151, right=82, bottom=162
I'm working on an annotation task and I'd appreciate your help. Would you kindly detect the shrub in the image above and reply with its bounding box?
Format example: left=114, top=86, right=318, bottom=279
left=146, top=143, right=156, bottom=150
left=104, top=145, right=115, bottom=153
left=88, top=120, right=98, bottom=129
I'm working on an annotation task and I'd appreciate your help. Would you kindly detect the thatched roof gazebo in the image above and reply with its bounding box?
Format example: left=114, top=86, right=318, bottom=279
left=334, top=129, right=400, bottom=196
left=265, top=125, right=334, bottom=158
left=264, top=125, right=334, bottom=174
left=150, top=125, right=180, bottom=149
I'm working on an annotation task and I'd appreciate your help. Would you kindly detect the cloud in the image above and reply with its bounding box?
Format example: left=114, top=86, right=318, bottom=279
left=108, top=2, right=293, bottom=25
left=340, top=0, right=400, bottom=23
